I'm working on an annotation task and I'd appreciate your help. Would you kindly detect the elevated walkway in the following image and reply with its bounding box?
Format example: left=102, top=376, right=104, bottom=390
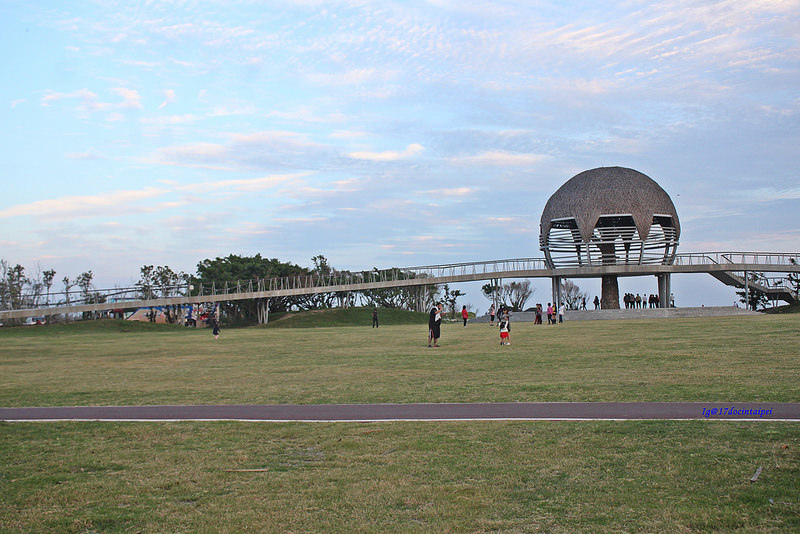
left=2, top=251, right=798, bottom=321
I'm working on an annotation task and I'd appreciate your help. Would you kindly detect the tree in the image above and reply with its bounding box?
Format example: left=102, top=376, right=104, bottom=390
left=736, top=272, right=770, bottom=310
left=0, top=260, right=11, bottom=310
left=786, top=259, right=799, bottom=300
left=194, top=254, right=310, bottom=319
left=482, top=280, right=534, bottom=311
left=506, top=280, right=533, bottom=311
left=43, top=269, right=56, bottom=305
left=787, top=273, right=800, bottom=300
left=136, top=265, right=189, bottom=323
left=481, top=282, right=502, bottom=307
left=560, top=279, right=587, bottom=310
left=76, top=271, right=104, bottom=319
left=76, top=271, right=94, bottom=302
left=137, top=265, right=156, bottom=300
left=1, top=263, right=29, bottom=311
left=441, top=284, right=465, bottom=318
left=309, top=255, right=340, bottom=309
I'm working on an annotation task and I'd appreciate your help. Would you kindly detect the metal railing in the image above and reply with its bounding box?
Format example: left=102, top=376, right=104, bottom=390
left=2, top=252, right=798, bottom=317
left=673, top=251, right=800, bottom=266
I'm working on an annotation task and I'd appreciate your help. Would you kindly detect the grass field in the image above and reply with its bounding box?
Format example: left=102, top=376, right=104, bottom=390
left=1, top=312, right=799, bottom=532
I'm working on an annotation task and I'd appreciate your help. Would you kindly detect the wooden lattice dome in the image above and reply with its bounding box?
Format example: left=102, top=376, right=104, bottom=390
left=540, top=167, right=680, bottom=268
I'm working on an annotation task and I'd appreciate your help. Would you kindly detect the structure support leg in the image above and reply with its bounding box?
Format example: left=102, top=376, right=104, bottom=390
left=744, top=271, right=749, bottom=310
left=552, top=276, right=562, bottom=309
left=657, top=273, right=671, bottom=308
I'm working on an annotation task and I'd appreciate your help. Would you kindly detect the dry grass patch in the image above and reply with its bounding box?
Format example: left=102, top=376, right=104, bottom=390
left=1, top=421, right=798, bottom=532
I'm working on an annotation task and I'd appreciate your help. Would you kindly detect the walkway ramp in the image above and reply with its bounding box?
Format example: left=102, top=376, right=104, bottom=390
left=709, top=272, right=797, bottom=304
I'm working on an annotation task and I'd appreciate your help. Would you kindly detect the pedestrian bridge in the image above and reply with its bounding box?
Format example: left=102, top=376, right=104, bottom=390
left=1, top=251, right=798, bottom=321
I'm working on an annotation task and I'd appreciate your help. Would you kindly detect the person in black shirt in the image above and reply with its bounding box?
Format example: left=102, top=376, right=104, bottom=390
left=428, top=303, right=442, bottom=347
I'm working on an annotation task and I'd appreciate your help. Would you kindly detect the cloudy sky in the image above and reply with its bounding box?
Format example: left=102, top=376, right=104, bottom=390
left=2, top=0, right=799, bottom=309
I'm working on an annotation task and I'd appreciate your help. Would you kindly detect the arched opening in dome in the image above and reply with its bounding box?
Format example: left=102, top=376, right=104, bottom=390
left=541, top=214, right=679, bottom=268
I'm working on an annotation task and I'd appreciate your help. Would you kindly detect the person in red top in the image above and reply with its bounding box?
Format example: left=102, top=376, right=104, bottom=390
left=461, top=305, right=469, bottom=327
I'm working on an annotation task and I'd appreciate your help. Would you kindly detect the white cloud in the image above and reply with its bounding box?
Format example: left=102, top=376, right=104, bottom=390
left=141, top=114, right=198, bottom=126
left=266, top=107, right=347, bottom=124
left=155, top=142, right=227, bottom=161
left=180, top=172, right=312, bottom=193
left=66, top=150, right=105, bottom=160
left=737, top=187, right=800, bottom=203
left=451, top=151, right=548, bottom=167
left=41, top=88, right=98, bottom=107
left=0, top=188, right=168, bottom=220
left=348, top=143, right=424, bottom=161
left=416, top=187, right=479, bottom=197
left=158, top=89, right=176, bottom=109
left=330, top=130, right=369, bottom=139
left=111, top=87, right=142, bottom=109
left=40, top=87, right=142, bottom=113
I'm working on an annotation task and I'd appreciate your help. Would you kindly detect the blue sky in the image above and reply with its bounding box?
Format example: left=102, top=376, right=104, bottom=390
left=2, top=0, right=799, bottom=310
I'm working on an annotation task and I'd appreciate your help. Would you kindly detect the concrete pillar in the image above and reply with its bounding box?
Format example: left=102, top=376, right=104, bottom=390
left=601, top=275, right=620, bottom=309
left=744, top=271, right=749, bottom=310
left=551, top=276, right=562, bottom=310
left=657, top=273, right=671, bottom=308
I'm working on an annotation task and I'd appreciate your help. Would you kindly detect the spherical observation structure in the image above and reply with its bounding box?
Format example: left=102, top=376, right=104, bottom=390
left=539, top=167, right=680, bottom=269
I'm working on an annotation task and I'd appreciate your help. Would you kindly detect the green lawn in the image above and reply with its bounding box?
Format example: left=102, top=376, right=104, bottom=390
left=1, top=313, right=799, bottom=532
left=0, top=314, right=798, bottom=406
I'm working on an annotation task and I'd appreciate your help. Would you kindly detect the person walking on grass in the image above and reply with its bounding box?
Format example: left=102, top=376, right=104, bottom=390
left=499, top=314, right=510, bottom=345
left=462, top=305, right=469, bottom=327
left=212, top=320, right=220, bottom=340
left=489, top=304, right=496, bottom=326
left=372, top=307, right=379, bottom=328
left=428, top=303, right=442, bottom=347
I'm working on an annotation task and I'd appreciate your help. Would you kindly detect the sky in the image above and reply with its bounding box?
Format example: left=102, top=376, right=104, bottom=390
left=1, top=0, right=799, bottom=311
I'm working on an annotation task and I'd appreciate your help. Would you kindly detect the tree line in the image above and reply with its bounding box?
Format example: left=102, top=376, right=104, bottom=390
left=0, top=254, right=467, bottom=324
left=0, top=259, right=101, bottom=314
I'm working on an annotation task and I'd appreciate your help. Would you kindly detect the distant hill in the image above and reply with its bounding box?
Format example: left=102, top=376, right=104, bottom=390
left=264, top=306, right=428, bottom=328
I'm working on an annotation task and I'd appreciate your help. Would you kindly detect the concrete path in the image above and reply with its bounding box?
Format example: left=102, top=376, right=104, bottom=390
left=2, top=402, right=798, bottom=422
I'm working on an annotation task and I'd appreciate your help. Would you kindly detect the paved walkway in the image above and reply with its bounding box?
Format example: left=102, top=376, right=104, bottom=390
left=2, top=403, right=798, bottom=422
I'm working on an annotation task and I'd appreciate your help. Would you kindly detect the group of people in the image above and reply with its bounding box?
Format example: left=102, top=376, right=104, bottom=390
left=623, top=293, right=661, bottom=309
